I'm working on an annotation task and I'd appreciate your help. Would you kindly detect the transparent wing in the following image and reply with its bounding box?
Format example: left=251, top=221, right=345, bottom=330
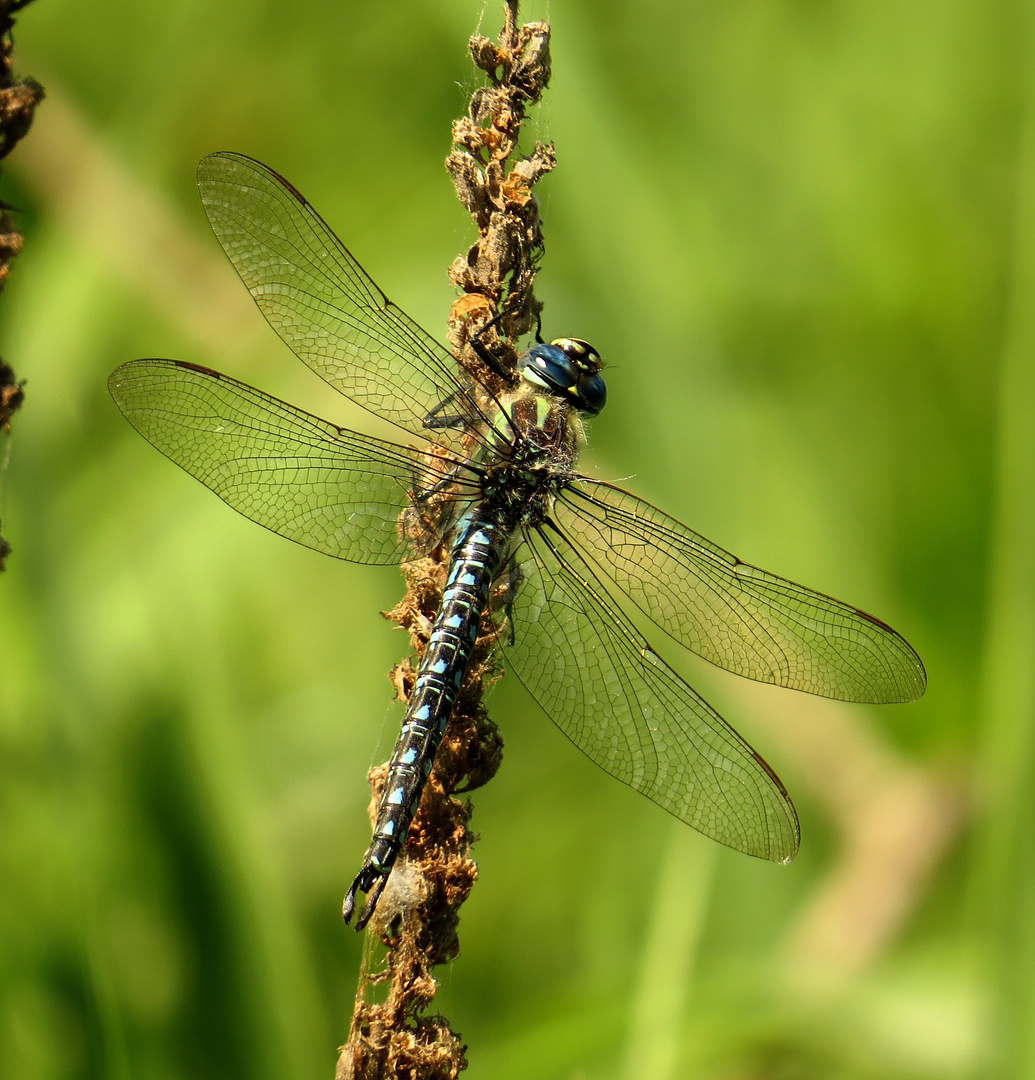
left=196, top=152, right=487, bottom=442
left=556, top=480, right=926, bottom=704
left=502, top=519, right=799, bottom=862
left=108, top=359, right=472, bottom=565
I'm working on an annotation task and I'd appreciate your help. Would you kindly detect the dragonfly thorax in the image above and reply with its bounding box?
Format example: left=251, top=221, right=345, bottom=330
left=477, top=452, right=566, bottom=532
left=487, top=378, right=589, bottom=464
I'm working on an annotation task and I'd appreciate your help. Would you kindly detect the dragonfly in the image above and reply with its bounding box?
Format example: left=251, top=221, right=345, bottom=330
left=109, top=152, right=926, bottom=930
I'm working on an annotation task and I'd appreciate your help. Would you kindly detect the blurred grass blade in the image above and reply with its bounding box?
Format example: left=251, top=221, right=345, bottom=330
left=621, top=826, right=715, bottom=1080
left=972, top=7, right=1035, bottom=1075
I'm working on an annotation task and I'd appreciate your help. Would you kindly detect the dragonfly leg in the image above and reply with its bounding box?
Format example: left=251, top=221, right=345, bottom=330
left=468, top=305, right=545, bottom=373
left=423, top=390, right=473, bottom=431
left=499, top=559, right=522, bottom=646
left=469, top=337, right=508, bottom=379
left=412, top=462, right=465, bottom=505
left=469, top=309, right=527, bottom=379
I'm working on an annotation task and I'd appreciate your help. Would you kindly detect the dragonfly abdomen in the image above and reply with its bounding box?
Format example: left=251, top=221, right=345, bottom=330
left=342, top=505, right=515, bottom=927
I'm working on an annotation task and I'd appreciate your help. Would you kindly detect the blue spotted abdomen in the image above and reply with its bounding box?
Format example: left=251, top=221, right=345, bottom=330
left=344, top=505, right=515, bottom=921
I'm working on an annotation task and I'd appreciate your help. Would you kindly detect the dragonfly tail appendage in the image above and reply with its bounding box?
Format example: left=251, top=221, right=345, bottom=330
left=343, top=863, right=391, bottom=930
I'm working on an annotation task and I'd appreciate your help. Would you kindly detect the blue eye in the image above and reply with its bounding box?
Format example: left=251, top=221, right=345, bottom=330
left=577, top=373, right=606, bottom=415
left=517, top=341, right=607, bottom=415
left=519, top=344, right=577, bottom=392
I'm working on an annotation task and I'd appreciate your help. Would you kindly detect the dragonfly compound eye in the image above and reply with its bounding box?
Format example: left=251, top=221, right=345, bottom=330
left=518, top=338, right=606, bottom=415
left=576, top=372, right=607, bottom=415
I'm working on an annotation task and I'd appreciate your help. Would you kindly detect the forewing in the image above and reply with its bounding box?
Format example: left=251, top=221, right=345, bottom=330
left=557, top=480, right=926, bottom=704
left=196, top=152, right=483, bottom=441
left=501, top=520, right=799, bottom=863
left=108, top=359, right=457, bottom=565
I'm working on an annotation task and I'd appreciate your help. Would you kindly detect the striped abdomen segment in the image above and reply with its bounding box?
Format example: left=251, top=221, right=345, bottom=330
left=342, top=506, right=514, bottom=926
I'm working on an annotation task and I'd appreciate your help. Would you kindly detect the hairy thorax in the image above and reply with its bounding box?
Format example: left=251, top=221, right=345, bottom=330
left=476, top=386, right=586, bottom=531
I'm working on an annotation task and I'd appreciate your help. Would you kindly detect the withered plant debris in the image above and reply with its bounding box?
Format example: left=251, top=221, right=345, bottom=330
left=336, top=3, right=552, bottom=1077
left=0, top=0, right=43, bottom=571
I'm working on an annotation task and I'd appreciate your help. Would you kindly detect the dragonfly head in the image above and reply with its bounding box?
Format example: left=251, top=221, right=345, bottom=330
left=517, top=338, right=607, bottom=416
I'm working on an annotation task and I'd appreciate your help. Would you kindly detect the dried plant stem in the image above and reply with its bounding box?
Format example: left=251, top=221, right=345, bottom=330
left=335, top=3, right=553, bottom=1077
left=0, top=0, right=43, bottom=571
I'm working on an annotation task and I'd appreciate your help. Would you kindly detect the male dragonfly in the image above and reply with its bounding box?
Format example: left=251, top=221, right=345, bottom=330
left=109, top=153, right=926, bottom=929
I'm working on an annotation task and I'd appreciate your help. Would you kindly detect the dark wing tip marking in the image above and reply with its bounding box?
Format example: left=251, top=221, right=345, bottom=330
left=852, top=605, right=928, bottom=698
left=174, top=360, right=224, bottom=378
left=750, top=749, right=791, bottom=799
left=853, top=606, right=894, bottom=634
left=266, top=168, right=307, bottom=206
left=749, top=749, right=800, bottom=862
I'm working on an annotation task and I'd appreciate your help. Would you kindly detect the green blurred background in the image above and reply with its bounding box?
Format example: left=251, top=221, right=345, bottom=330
left=1, top=0, right=1030, bottom=1077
